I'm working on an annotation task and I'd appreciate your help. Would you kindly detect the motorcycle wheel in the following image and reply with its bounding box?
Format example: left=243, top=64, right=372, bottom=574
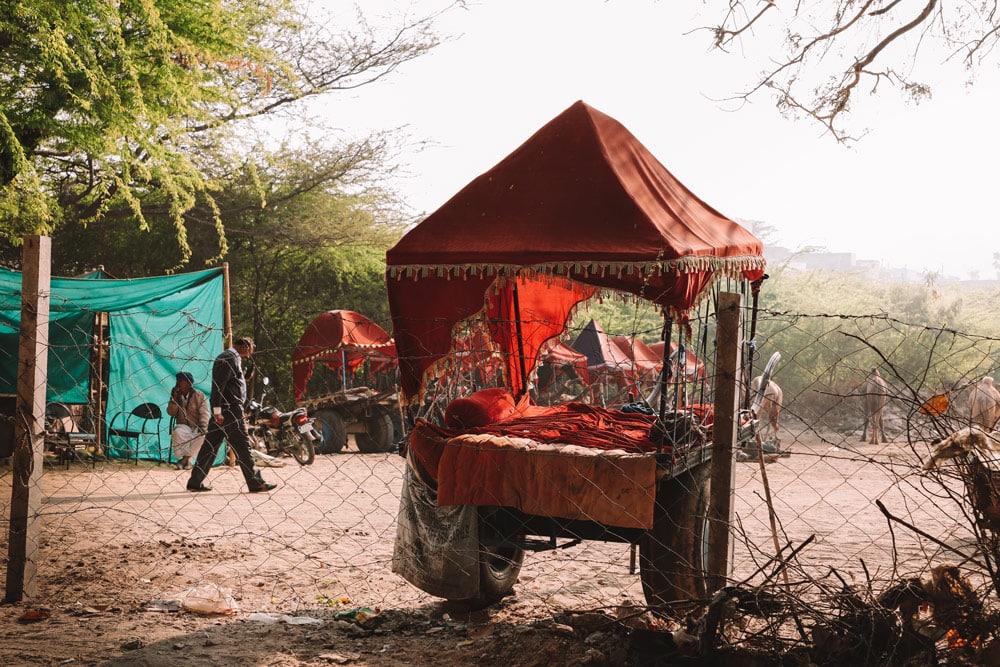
left=312, top=409, right=347, bottom=454
left=356, top=414, right=394, bottom=453
left=288, top=431, right=315, bottom=466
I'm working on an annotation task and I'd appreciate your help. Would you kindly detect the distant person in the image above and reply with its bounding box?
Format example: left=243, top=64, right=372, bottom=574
left=166, top=371, right=209, bottom=470
left=187, top=337, right=276, bottom=493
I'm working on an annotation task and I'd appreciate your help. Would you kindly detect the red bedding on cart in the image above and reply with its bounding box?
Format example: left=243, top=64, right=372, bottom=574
left=409, top=398, right=705, bottom=530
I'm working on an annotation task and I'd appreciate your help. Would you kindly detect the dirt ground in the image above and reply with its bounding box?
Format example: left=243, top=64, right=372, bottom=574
left=0, top=422, right=986, bottom=666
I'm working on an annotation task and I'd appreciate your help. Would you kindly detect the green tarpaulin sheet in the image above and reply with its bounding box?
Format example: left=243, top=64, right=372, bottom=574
left=0, top=267, right=225, bottom=463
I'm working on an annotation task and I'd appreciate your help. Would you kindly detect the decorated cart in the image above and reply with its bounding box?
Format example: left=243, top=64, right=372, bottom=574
left=387, top=100, right=766, bottom=607
left=291, top=309, right=400, bottom=453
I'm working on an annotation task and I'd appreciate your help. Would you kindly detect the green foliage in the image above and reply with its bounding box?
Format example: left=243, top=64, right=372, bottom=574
left=752, top=268, right=1000, bottom=424
left=0, top=0, right=443, bottom=268
left=0, top=0, right=286, bottom=241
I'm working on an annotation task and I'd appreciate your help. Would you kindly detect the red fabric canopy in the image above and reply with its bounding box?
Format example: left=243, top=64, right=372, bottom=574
left=612, top=335, right=662, bottom=380
left=386, top=100, right=765, bottom=400
left=649, top=341, right=706, bottom=382
left=291, top=310, right=395, bottom=401
left=572, top=320, right=635, bottom=375
left=539, top=339, right=591, bottom=386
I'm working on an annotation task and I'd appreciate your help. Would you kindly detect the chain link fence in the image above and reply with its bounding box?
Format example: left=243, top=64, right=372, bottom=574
left=2, top=301, right=998, bottom=661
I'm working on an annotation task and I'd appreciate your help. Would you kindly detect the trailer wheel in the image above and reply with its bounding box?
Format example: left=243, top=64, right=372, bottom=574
left=639, top=464, right=711, bottom=609
left=313, top=409, right=347, bottom=454
left=459, top=507, right=524, bottom=609
left=356, top=414, right=394, bottom=453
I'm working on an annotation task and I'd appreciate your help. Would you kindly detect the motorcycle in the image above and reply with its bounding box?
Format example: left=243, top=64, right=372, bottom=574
left=246, top=377, right=318, bottom=466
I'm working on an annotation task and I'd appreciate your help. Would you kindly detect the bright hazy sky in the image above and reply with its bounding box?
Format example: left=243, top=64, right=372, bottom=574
left=319, top=1, right=1000, bottom=280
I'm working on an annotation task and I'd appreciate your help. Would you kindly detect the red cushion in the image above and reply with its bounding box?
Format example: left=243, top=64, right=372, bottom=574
left=445, top=388, right=517, bottom=428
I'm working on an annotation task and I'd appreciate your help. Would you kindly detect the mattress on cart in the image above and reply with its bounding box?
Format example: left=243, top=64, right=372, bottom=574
left=408, top=402, right=668, bottom=530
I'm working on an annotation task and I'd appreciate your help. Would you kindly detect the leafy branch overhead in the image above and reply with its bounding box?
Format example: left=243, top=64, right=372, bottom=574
left=708, top=0, right=995, bottom=141
left=0, top=0, right=448, bottom=264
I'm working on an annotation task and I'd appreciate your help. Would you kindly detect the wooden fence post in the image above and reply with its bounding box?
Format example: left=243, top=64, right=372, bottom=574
left=5, top=235, right=51, bottom=602
left=706, top=291, right=742, bottom=592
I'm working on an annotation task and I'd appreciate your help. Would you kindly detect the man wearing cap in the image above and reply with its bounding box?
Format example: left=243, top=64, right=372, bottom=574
left=187, top=336, right=277, bottom=493
left=166, top=371, right=209, bottom=470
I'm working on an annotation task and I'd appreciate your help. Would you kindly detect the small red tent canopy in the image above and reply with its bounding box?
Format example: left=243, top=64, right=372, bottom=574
left=611, top=335, right=662, bottom=380
left=571, top=320, right=636, bottom=384
left=538, top=339, right=591, bottom=386
left=648, top=341, right=706, bottom=382
left=291, top=310, right=395, bottom=401
left=386, top=100, right=765, bottom=400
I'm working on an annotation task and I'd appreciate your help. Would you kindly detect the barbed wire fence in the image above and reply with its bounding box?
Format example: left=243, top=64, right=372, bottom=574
left=1, top=301, right=999, bottom=660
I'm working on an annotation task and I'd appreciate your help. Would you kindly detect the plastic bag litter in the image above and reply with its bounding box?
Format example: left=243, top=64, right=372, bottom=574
left=333, top=607, right=381, bottom=628
left=144, top=599, right=182, bottom=612
left=246, top=612, right=322, bottom=625
left=179, top=583, right=239, bottom=615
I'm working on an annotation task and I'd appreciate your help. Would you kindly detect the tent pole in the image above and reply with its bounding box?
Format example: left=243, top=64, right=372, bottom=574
left=222, top=263, right=233, bottom=350
left=341, top=349, right=348, bottom=394
left=511, top=277, right=529, bottom=398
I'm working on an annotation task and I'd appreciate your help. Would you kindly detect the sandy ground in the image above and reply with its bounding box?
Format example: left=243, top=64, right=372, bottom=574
left=0, top=423, right=984, bottom=666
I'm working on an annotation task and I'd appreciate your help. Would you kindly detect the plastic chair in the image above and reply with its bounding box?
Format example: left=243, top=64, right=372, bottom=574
left=107, top=402, right=163, bottom=463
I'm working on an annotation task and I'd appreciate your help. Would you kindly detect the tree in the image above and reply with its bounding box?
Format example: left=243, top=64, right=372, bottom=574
left=708, top=1, right=995, bottom=141
left=0, top=0, right=450, bottom=267
left=199, top=146, right=405, bottom=398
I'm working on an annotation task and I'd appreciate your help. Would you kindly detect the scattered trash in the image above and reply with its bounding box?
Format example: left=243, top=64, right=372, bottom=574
left=316, top=594, right=351, bottom=607
left=552, top=622, right=575, bottom=635
left=318, top=652, right=360, bottom=665
left=178, top=583, right=238, bottom=615
left=143, top=599, right=182, bottom=613
left=333, top=606, right=381, bottom=629
left=245, top=612, right=322, bottom=625
left=17, top=609, right=50, bottom=624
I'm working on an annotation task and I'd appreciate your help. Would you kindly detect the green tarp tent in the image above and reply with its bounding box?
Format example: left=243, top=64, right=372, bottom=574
left=0, top=267, right=225, bottom=462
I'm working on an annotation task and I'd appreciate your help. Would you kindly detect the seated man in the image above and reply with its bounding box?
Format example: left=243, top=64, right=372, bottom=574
left=167, top=371, right=209, bottom=469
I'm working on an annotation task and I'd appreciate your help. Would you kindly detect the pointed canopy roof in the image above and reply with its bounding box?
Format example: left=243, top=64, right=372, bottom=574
left=291, top=310, right=395, bottom=400
left=571, top=320, right=635, bottom=373
left=386, top=100, right=765, bottom=400
left=387, top=100, right=764, bottom=285
left=612, top=335, right=662, bottom=376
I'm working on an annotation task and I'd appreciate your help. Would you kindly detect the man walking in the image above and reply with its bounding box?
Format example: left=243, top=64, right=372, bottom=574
left=187, top=337, right=277, bottom=493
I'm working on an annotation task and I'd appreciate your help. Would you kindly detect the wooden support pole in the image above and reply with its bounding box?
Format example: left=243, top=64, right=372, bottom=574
left=706, top=291, right=742, bottom=593
left=5, top=235, right=51, bottom=602
left=222, top=262, right=232, bottom=351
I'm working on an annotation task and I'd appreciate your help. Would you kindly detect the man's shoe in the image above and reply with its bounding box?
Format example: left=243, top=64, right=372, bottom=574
left=187, top=484, right=212, bottom=492
left=248, top=482, right=277, bottom=493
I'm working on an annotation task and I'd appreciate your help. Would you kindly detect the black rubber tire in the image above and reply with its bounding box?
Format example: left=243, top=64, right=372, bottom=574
left=356, top=414, right=394, bottom=453
left=313, top=409, right=347, bottom=454
left=288, top=431, right=315, bottom=466
left=459, top=507, right=525, bottom=609
left=639, top=463, right=711, bottom=609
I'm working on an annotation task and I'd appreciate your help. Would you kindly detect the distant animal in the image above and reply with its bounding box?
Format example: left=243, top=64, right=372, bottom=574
left=923, top=426, right=1000, bottom=471
left=968, top=376, right=1000, bottom=430
left=750, top=375, right=782, bottom=441
left=860, top=367, right=889, bottom=444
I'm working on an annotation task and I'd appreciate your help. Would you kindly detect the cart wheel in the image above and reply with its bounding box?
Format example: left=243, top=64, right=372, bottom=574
left=639, top=464, right=711, bottom=609
left=356, top=414, right=394, bottom=453
left=313, top=409, right=347, bottom=454
left=459, top=507, right=524, bottom=609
